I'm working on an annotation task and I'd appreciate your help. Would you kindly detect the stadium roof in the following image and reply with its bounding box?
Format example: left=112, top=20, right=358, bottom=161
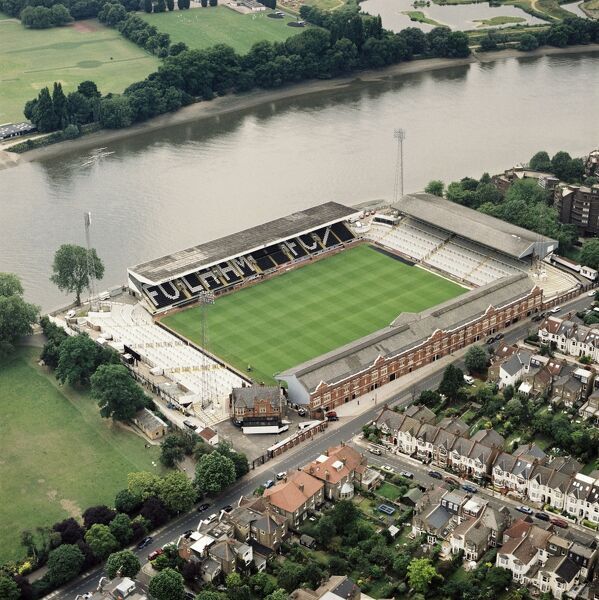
left=129, top=202, right=358, bottom=285
left=394, top=193, right=558, bottom=259
left=278, top=273, right=536, bottom=397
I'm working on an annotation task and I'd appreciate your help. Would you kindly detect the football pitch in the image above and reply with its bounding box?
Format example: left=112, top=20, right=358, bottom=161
left=0, top=16, right=159, bottom=123
left=162, top=244, right=466, bottom=385
left=141, top=7, right=300, bottom=55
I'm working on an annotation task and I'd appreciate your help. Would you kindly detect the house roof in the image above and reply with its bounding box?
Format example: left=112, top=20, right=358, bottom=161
left=264, top=471, right=323, bottom=513
left=404, top=404, right=436, bottom=424
left=198, top=427, right=217, bottom=442
left=471, top=428, right=505, bottom=449
left=393, top=193, right=557, bottom=258
left=232, top=386, right=280, bottom=409
left=303, top=445, right=363, bottom=485
left=437, top=417, right=469, bottom=436
left=133, top=408, right=167, bottom=430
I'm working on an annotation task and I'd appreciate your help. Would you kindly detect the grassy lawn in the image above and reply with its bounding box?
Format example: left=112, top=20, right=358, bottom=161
left=474, top=15, right=526, bottom=25
left=163, top=244, right=465, bottom=385
left=0, top=347, right=162, bottom=563
left=402, top=10, right=443, bottom=25
left=376, top=482, right=402, bottom=501
left=141, top=7, right=300, bottom=54
left=0, top=18, right=159, bottom=124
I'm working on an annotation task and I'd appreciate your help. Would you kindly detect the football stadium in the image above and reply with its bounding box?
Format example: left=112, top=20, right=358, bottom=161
left=83, top=195, right=587, bottom=426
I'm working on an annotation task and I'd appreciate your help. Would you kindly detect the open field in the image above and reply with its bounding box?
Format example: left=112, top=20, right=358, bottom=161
left=163, top=244, right=465, bottom=385
left=474, top=15, right=526, bottom=25
left=140, top=7, right=300, bottom=54
left=402, top=10, right=444, bottom=25
left=0, top=347, right=162, bottom=563
left=0, top=18, right=159, bottom=123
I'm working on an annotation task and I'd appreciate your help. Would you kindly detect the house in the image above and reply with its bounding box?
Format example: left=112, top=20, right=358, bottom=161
left=290, top=576, right=361, bottom=600
left=230, top=386, right=283, bottom=428
left=565, top=473, right=599, bottom=525
left=581, top=391, right=599, bottom=423
left=263, top=470, right=324, bottom=526
left=132, top=408, right=168, bottom=440
left=527, top=464, right=572, bottom=511
left=519, top=358, right=565, bottom=397
left=198, top=427, right=219, bottom=446
left=404, top=404, right=436, bottom=424
left=208, top=538, right=253, bottom=575
left=539, top=316, right=599, bottom=363
left=488, top=349, right=532, bottom=389
left=303, top=444, right=382, bottom=500
left=552, top=372, right=584, bottom=407
left=492, top=451, right=538, bottom=497
left=225, top=496, right=287, bottom=551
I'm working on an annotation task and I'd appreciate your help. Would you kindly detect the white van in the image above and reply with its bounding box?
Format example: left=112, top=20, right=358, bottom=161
left=463, top=375, right=475, bottom=385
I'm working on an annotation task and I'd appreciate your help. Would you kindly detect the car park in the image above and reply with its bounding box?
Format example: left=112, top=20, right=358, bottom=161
left=400, top=471, right=414, bottom=479
left=197, top=503, right=210, bottom=512
left=137, top=536, right=153, bottom=550
left=428, top=470, right=443, bottom=480
left=148, top=548, right=164, bottom=561
left=516, top=505, right=534, bottom=515
left=550, top=517, right=569, bottom=528
left=462, top=484, right=478, bottom=494
left=535, top=512, right=550, bottom=521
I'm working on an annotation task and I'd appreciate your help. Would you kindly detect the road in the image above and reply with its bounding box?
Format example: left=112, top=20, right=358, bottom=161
left=45, top=293, right=595, bottom=599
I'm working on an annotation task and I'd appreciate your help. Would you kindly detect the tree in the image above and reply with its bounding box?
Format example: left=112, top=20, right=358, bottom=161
left=194, top=451, right=236, bottom=495
left=47, top=544, right=85, bottom=586
left=0, top=576, right=19, bottom=600
left=91, top=363, right=148, bottom=421
left=160, top=435, right=186, bottom=467
left=53, top=517, right=84, bottom=545
left=425, top=180, right=444, bottom=197
left=226, top=572, right=243, bottom=589
left=55, top=334, right=104, bottom=386
left=407, top=558, right=440, bottom=593
left=438, top=364, right=464, bottom=400
left=115, top=488, right=142, bottom=514
left=529, top=150, right=551, bottom=172
left=314, top=515, right=336, bottom=546
left=581, top=238, right=599, bottom=270
left=98, top=95, right=133, bottom=129
left=216, top=441, right=249, bottom=479
left=464, top=345, right=488, bottom=374
left=106, top=549, right=141, bottom=579
left=128, top=471, right=161, bottom=500
left=265, top=590, right=288, bottom=600
left=149, top=568, right=185, bottom=600
left=155, top=0, right=166, bottom=10
left=418, top=389, right=441, bottom=408
left=109, top=513, right=134, bottom=545
left=158, top=471, right=196, bottom=513
left=329, top=500, right=358, bottom=533
left=195, top=592, right=227, bottom=600
left=78, top=80, right=101, bottom=99
left=82, top=505, right=117, bottom=528
left=141, top=496, right=170, bottom=528
left=0, top=273, right=39, bottom=357
left=50, top=244, right=104, bottom=306
left=84, top=524, right=119, bottom=560
left=519, top=33, right=539, bottom=51
left=277, top=561, right=305, bottom=592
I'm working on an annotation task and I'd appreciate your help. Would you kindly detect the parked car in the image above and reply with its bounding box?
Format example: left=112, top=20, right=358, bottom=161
left=264, top=479, right=275, bottom=489
left=221, top=505, right=233, bottom=513
left=588, top=290, right=596, bottom=297
left=197, top=503, right=210, bottom=512
left=183, top=529, right=194, bottom=538
left=462, top=484, right=478, bottom=494
left=137, top=536, right=153, bottom=550
left=550, top=306, right=562, bottom=313
left=204, top=513, right=217, bottom=524
left=495, top=333, right=504, bottom=340
left=550, top=517, right=569, bottom=528
left=400, top=471, right=414, bottom=479
left=486, top=337, right=495, bottom=345
left=297, top=408, right=307, bottom=417
left=148, top=548, right=164, bottom=561
left=276, top=471, right=287, bottom=480
left=368, top=445, right=382, bottom=455
left=463, top=375, right=475, bottom=385
left=516, top=505, right=534, bottom=515
left=428, top=470, right=443, bottom=480
left=381, top=465, right=395, bottom=473
left=326, top=411, right=339, bottom=421
left=183, top=419, right=197, bottom=430
left=535, top=512, right=550, bottom=522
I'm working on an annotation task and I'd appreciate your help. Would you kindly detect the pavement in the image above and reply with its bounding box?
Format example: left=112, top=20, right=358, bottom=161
left=41, top=290, right=597, bottom=599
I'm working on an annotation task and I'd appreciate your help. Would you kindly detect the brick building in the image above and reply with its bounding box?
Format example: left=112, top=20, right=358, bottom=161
left=230, top=386, right=283, bottom=427
left=554, top=183, right=599, bottom=236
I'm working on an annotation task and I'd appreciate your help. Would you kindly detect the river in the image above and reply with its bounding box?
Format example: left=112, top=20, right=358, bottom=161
left=1, top=51, right=598, bottom=311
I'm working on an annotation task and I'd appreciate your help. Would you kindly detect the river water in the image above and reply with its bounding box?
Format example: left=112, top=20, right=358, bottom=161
left=1, top=51, right=598, bottom=311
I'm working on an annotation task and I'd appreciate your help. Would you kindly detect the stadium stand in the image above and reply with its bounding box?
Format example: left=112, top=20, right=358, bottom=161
left=86, top=303, right=245, bottom=425
left=129, top=203, right=359, bottom=313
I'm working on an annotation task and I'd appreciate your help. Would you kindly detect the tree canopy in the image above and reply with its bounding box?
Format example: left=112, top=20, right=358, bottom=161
left=106, top=549, right=141, bottom=579
left=84, top=524, right=119, bottom=560
left=91, top=363, right=148, bottom=421
left=438, top=364, right=464, bottom=400
left=194, top=451, right=236, bottom=495
left=50, top=244, right=104, bottom=305
left=149, top=568, right=185, bottom=600
left=158, top=471, right=197, bottom=513
left=0, top=576, right=19, bottom=600
left=0, top=272, right=39, bottom=357
left=55, top=333, right=115, bottom=386
left=46, top=544, right=85, bottom=586
left=581, top=238, right=599, bottom=270
left=407, top=558, right=441, bottom=593
left=464, top=345, right=488, bottom=374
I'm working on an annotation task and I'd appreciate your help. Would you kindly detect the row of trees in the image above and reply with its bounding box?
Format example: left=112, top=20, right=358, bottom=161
left=20, top=3, right=72, bottom=28
left=528, top=149, right=588, bottom=184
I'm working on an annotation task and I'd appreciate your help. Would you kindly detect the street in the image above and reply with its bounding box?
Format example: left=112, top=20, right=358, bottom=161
left=44, top=292, right=595, bottom=599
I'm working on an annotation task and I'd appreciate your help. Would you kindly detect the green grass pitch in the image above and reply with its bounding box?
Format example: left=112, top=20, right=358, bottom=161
left=162, top=244, right=466, bottom=385
left=140, top=7, right=300, bottom=55
left=0, top=348, right=162, bottom=563
left=0, top=16, right=160, bottom=124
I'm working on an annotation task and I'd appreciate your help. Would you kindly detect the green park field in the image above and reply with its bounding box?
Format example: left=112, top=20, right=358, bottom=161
left=163, top=244, right=466, bottom=385
left=0, top=347, right=161, bottom=563
left=0, top=16, right=159, bottom=124
left=141, top=6, right=300, bottom=54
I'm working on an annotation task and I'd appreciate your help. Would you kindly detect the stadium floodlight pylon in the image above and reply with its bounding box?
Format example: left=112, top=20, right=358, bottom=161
left=198, top=290, right=215, bottom=411
left=84, top=211, right=98, bottom=310
left=393, top=128, right=406, bottom=203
